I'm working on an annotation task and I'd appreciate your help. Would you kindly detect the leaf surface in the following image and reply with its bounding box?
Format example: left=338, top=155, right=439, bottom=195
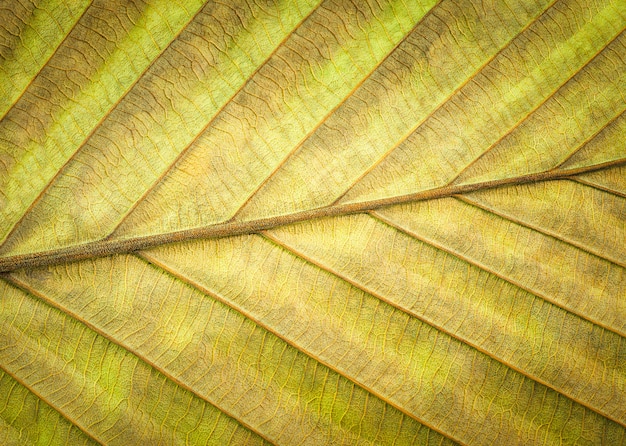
left=1, top=0, right=625, bottom=444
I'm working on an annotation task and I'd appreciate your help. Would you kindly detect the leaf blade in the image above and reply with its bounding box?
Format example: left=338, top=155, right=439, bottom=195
left=1, top=277, right=272, bottom=446
left=8, top=257, right=454, bottom=445
left=0, top=0, right=208, bottom=246
left=0, top=0, right=92, bottom=119
left=1, top=0, right=625, bottom=443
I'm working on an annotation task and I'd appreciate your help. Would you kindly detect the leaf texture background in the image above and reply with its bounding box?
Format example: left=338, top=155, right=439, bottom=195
left=0, top=0, right=625, bottom=444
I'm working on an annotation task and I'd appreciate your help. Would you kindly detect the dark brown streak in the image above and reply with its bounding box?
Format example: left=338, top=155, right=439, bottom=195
left=0, top=159, right=623, bottom=273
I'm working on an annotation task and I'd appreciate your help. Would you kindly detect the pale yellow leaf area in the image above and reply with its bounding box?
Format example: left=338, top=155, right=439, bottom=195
left=0, top=0, right=625, bottom=444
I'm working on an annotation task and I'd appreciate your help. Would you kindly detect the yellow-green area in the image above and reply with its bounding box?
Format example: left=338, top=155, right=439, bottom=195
left=142, top=233, right=625, bottom=444
left=455, top=27, right=626, bottom=184
left=0, top=279, right=271, bottom=446
left=562, top=111, right=626, bottom=169
left=579, top=164, right=626, bottom=194
left=0, top=370, right=97, bottom=446
left=0, top=0, right=321, bottom=256
left=233, top=0, right=557, bottom=221
left=340, top=0, right=626, bottom=204
left=11, top=257, right=452, bottom=445
left=378, top=196, right=626, bottom=336
left=466, top=180, right=626, bottom=266
left=0, top=0, right=206, bottom=245
left=110, top=0, right=438, bottom=240
left=0, top=0, right=625, bottom=444
left=0, top=0, right=91, bottom=117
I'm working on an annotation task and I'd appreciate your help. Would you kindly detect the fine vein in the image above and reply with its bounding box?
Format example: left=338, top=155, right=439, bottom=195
left=0, top=1, right=95, bottom=123
left=456, top=192, right=626, bottom=269
left=107, top=0, right=325, bottom=238
left=0, top=360, right=104, bottom=445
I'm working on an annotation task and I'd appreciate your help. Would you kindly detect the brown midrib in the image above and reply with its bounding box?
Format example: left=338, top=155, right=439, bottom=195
left=0, top=158, right=623, bottom=274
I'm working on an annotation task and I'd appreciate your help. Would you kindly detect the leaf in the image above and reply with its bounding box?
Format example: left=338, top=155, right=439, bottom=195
left=0, top=0, right=625, bottom=444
